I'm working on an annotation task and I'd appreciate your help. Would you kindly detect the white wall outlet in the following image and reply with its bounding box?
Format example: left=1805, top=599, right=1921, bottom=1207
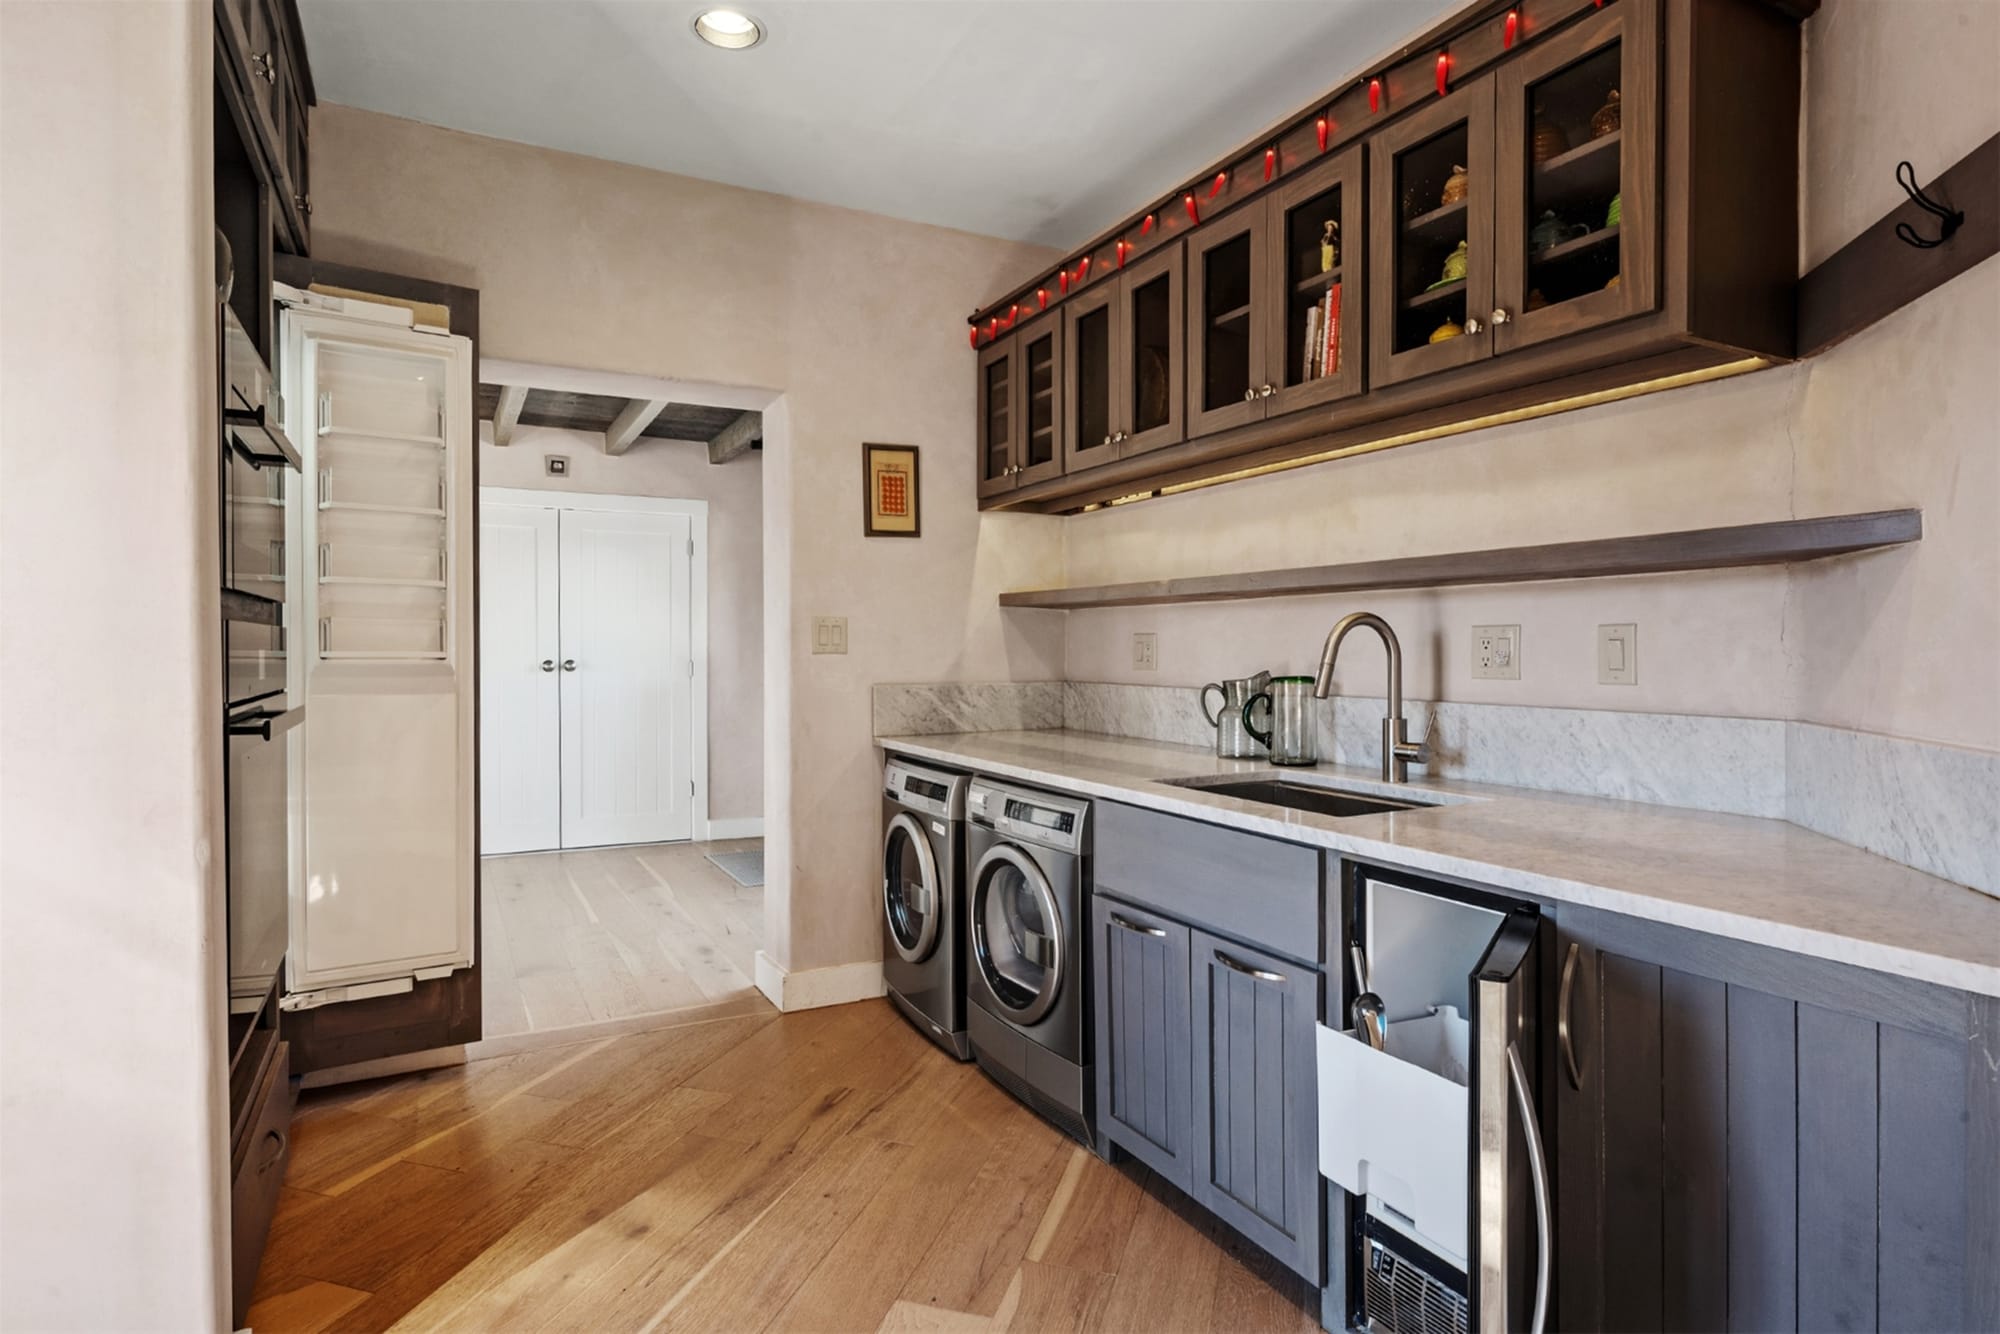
left=1472, top=625, right=1521, bottom=680
left=811, top=616, right=847, bottom=655
left=1132, top=632, right=1158, bottom=672
left=1598, top=623, right=1637, bottom=685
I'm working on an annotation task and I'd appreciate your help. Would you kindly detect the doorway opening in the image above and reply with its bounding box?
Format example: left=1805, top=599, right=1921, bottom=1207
left=472, top=362, right=770, bottom=1038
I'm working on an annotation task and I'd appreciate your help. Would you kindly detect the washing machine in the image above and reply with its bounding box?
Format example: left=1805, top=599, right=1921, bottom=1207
left=882, top=758, right=972, bottom=1059
left=964, top=777, right=1094, bottom=1144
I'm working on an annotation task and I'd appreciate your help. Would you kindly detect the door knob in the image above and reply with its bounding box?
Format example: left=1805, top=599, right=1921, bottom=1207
left=1464, top=316, right=1484, bottom=335
left=540, top=659, right=555, bottom=672
left=1259, top=384, right=1276, bottom=398
left=1102, top=434, right=1113, bottom=448
left=561, top=659, right=577, bottom=672
left=1243, top=388, right=1258, bottom=403
left=1490, top=307, right=1512, bottom=325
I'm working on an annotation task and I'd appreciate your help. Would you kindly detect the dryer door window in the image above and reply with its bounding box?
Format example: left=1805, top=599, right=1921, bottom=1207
left=971, top=843, right=1065, bottom=1025
left=884, top=812, right=940, bottom=963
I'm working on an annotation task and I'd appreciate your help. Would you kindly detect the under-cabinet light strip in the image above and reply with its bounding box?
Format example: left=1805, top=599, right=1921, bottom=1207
left=1075, top=357, right=1769, bottom=512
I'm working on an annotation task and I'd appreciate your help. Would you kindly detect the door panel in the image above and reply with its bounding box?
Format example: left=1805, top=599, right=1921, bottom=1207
left=1093, top=896, right=1193, bottom=1191
left=1016, top=318, right=1064, bottom=486
left=1370, top=77, right=1497, bottom=387
left=478, top=503, right=560, bottom=854
left=1493, top=0, right=1659, bottom=353
left=1191, top=928, right=1321, bottom=1283
left=1265, top=147, right=1366, bottom=416
left=1115, top=245, right=1185, bottom=458
left=557, top=508, right=693, bottom=848
left=1186, top=208, right=1269, bottom=437
left=1062, top=285, right=1119, bottom=474
left=976, top=336, right=1017, bottom=499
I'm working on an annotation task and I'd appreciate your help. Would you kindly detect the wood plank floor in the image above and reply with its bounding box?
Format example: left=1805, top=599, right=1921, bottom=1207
left=481, top=839, right=764, bottom=1038
left=251, top=999, right=1321, bottom=1333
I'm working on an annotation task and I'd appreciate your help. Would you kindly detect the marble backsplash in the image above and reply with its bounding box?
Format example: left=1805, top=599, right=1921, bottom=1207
left=874, top=679, right=1996, bottom=899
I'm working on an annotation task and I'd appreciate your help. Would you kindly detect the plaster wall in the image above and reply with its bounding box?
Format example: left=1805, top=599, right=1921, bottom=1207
left=481, top=423, right=766, bottom=821
left=0, top=1, right=228, bottom=1326
left=310, top=105, right=1066, bottom=971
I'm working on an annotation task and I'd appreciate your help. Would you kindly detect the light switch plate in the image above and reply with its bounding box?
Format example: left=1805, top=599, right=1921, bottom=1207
left=811, top=616, right=848, bottom=655
left=1472, top=625, right=1521, bottom=680
left=1598, top=623, right=1637, bottom=685
left=1132, top=632, right=1158, bottom=672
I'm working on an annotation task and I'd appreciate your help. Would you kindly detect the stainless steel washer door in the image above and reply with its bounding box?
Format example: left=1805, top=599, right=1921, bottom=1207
left=970, top=842, right=1065, bottom=1026
left=883, top=811, right=940, bottom=964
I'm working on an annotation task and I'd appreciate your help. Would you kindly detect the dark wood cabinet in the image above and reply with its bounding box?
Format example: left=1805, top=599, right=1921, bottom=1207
left=1189, top=929, right=1323, bottom=1285
left=1092, top=895, right=1194, bottom=1192
left=1552, top=904, right=2000, bottom=1333
left=215, top=0, right=312, bottom=255
left=977, top=318, right=1064, bottom=500
left=973, top=0, right=1804, bottom=514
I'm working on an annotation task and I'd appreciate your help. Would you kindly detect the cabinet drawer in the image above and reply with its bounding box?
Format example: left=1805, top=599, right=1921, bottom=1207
left=230, top=1041, right=292, bottom=1324
left=1095, top=802, right=1321, bottom=963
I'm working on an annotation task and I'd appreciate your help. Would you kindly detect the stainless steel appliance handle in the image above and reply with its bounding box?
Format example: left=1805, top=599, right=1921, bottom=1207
left=1507, top=1041, right=1552, bottom=1334
left=561, top=659, right=577, bottom=671
left=1214, top=950, right=1284, bottom=983
left=1558, top=941, right=1582, bottom=1090
left=1109, top=912, right=1166, bottom=939
left=541, top=659, right=556, bottom=672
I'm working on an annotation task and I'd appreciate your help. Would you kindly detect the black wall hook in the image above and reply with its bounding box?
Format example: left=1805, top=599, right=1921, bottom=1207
left=1894, top=160, right=1964, bottom=249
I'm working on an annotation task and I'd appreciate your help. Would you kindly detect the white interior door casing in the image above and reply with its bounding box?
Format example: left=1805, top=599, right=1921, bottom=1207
left=479, top=504, right=561, bottom=854
left=558, top=508, right=695, bottom=847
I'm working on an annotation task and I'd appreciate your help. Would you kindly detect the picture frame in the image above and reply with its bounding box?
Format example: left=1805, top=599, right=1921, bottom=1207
left=862, top=442, right=921, bottom=538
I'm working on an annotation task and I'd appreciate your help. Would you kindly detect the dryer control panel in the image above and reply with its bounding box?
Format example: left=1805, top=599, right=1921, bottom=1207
left=968, top=778, right=1089, bottom=855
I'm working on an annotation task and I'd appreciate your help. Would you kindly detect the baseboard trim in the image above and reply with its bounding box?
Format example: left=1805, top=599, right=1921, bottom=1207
left=705, top=817, right=765, bottom=841
left=753, top=951, right=885, bottom=1013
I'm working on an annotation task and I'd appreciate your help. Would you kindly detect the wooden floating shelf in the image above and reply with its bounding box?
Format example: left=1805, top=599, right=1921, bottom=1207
left=998, top=510, right=1921, bottom=610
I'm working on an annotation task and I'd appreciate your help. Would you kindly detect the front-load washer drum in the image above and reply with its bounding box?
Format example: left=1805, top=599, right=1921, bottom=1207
left=971, top=843, right=1064, bottom=1025
left=882, top=811, right=940, bottom=964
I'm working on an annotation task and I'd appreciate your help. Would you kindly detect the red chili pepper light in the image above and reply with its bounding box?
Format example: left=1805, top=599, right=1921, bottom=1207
left=1209, top=171, right=1228, bottom=199
left=1116, top=240, right=1130, bottom=269
left=1317, top=116, right=1330, bottom=153
left=1140, top=212, right=1156, bottom=237
left=1005, top=304, right=1018, bottom=328
left=968, top=326, right=979, bottom=349
left=987, top=318, right=999, bottom=340
left=1504, top=9, right=1520, bottom=48
left=1369, top=78, right=1382, bottom=114
left=1184, top=193, right=1200, bottom=226
left=1059, top=269, right=1070, bottom=295
left=1436, top=52, right=1450, bottom=96
left=1037, top=287, right=1048, bottom=311
left=1263, top=147, right=1277, bottom=182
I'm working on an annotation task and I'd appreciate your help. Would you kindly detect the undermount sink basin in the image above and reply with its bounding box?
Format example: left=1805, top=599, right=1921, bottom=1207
left=1163, top=776, right=1422, bottom=819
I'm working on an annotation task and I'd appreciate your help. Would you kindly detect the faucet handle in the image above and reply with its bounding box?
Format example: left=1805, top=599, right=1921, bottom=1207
left=1417, top=707, right=1441, bottom=763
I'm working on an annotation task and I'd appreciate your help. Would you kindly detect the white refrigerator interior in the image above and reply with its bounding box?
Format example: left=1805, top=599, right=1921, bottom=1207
left=281, top=296, right=477, bottom=1002
left=478, top=498, right=697, bottom=853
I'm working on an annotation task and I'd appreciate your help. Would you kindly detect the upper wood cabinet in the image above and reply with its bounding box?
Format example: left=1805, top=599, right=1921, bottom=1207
left=977, top=316, right=1064, bottom=500
left=975, top=0, right=1804, bottom=513
left=216, top=0, right=312, bottom=253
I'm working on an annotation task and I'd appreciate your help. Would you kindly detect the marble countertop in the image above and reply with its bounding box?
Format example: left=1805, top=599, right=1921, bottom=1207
left=876, top=728, right=2000, bottom=999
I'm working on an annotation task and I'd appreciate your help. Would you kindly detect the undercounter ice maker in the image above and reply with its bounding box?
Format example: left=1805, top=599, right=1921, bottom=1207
left=1317, top=870, right=1551, bottom=1334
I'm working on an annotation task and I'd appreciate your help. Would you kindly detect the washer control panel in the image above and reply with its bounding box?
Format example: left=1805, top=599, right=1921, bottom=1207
left=969, top=778, right=1089, bottom=854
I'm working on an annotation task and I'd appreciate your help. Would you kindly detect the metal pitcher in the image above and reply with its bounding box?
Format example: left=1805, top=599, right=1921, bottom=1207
left=1200, top=672, right=1271, bottom=759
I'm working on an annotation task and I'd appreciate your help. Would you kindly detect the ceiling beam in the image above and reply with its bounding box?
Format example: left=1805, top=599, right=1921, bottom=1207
left=604, top=397, right=672, bottom=456
left=491, top=384, right=527, bottom=447
left=708, top=412, right=761, bottom=465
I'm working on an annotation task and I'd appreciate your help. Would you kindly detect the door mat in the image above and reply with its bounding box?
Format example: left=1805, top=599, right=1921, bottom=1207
left=706, top=850, right=765, bottom=888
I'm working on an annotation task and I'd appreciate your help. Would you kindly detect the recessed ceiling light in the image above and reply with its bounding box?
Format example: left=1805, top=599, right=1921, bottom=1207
left=692, top=8, right=763, bottom=50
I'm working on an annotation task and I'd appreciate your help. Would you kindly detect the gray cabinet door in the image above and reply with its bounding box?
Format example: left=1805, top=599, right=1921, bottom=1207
left=1190, top=928, right=1323, bottom=1284
left=1092, top=895, right=1193, bottom=1191
left=1553, top=904, right=2000, bottom=1334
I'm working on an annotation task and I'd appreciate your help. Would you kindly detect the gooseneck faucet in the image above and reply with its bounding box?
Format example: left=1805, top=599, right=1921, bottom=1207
left=1314, top=612, right=1431, bottom=783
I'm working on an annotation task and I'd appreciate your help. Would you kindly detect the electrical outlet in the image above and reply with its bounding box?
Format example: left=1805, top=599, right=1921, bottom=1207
left=1598, top=623, right=1637, bottom=685
left=1132, top=632, right=1158, bottom=672
left=1472, top=624, right=1521, bottom=680
left=811, top=616, right=847, bottom=655
left=544, top=454, right=569, bottom=477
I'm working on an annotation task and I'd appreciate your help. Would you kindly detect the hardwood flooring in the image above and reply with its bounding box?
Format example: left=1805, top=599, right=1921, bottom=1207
left=251, top=999, right=1321, bottom=1333
left=481, top=839, right=764, bottom=1038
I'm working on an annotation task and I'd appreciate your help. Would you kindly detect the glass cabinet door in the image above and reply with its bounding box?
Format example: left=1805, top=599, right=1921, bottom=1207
left=975, top=336, right=1018, bottom=499
left=1493, top=1, right=1657, bottom=353
left=1063, top=283, right=1119, bottom=474
left=1369, top=78, right=1496, bottom=388
left=1116, top=244, right=1185, bottom=458
left=1016, top=316, right=1064, bottom=486
left=1265, top=145, right=1365, bottom=415
left=1186, top=208, right=1269, bottom=437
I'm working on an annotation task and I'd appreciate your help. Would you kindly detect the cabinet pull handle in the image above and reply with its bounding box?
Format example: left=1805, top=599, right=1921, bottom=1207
left=1214, top=950, right=1284, bottom=983
left=540, top=659, right=556, bottom=672
left=1242, top=388, right=1258, bottom=403
left=1464, top=316, right=1484, bottom=335
left=1558, top=941, right=1581, bottom=1090
left=1490, top=307, right=1512, bottom=325
left=1259, top=384, right=1276, bottom=398
left=562, top=659, right=577, bottom=672
left=1109, top=912, right=1166, bottom=939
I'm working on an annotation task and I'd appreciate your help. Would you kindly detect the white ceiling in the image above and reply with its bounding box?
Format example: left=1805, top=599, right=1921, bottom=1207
left=298, top=0, right=1467, bottom=247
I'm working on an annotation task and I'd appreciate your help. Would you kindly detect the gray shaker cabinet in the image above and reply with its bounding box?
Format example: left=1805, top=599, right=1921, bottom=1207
left=1091, top=895, right=1194, bottom=1192
left=1189, top=928, right=1324, bottom=1285
left=1552, top=903, right=2000, bottom=1334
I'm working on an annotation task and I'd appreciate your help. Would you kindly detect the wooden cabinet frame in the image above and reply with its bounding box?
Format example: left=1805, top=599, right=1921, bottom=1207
left=1016, top=316, right=1066, bottom=487
left=975, top=335, right=1018, bottom=500
left=1115, top=244, right=1187, bottom=459
left=1061, top=281, right=1120, bottom=474
left=1494, top=0, right=1660, bottom=353
left=1263, top=145, right=1367, bottom=416
left=1186, top=207, right=1271, bottom=438
left=1368, top=77, right=1497, bottom=388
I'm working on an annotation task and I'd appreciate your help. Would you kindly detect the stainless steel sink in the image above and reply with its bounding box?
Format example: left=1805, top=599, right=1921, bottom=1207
left=1162, top=776, right=1421, bottom=818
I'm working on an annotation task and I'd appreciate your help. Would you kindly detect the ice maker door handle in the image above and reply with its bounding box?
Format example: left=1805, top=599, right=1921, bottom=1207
left=1507, top=1040, right=1551, bottom=1334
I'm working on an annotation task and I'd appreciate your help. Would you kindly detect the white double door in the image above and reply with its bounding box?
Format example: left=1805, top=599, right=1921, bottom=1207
left=481, top=499, right=696, bottom=853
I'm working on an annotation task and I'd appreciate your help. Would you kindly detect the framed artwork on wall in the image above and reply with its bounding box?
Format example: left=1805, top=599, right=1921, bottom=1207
left=863, top=442, right=921, bottom=537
